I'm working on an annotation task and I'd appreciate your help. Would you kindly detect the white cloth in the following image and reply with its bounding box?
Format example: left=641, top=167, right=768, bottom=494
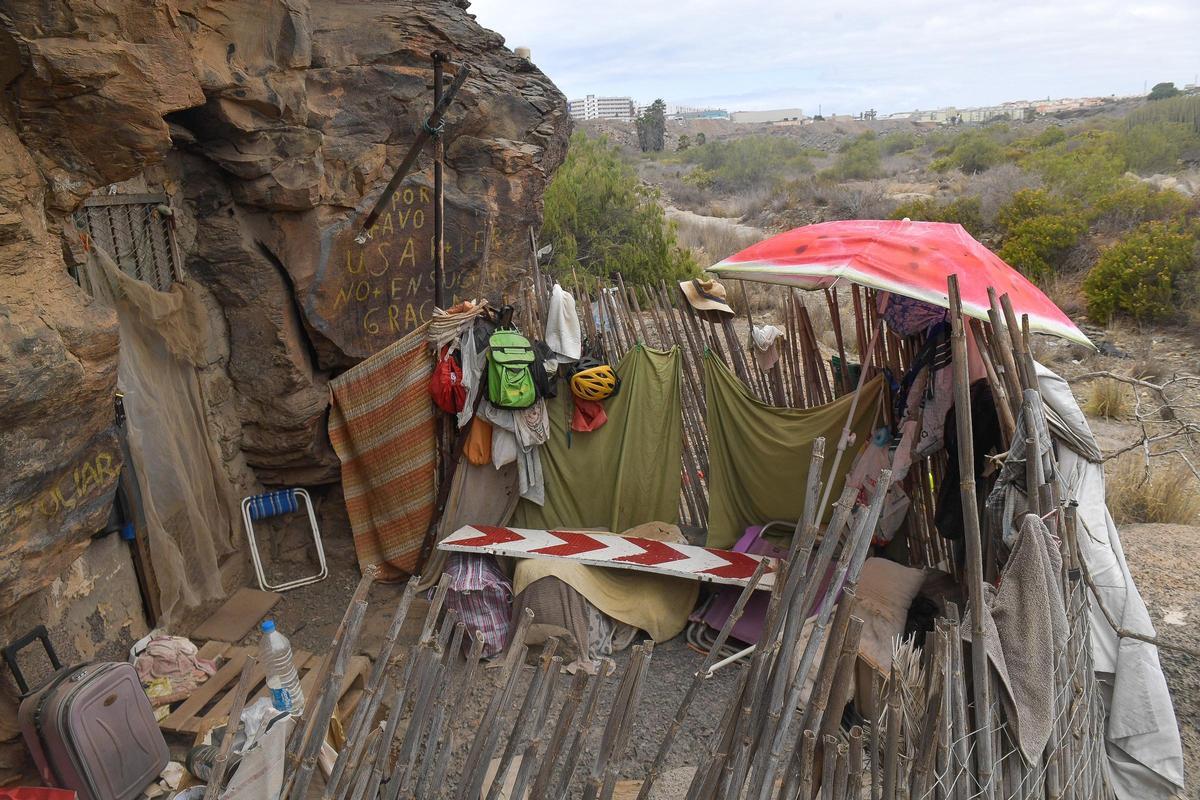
left=750, top=324, right=785, bottom=371
left=544, top=283, right=581, bottom=367
left=481, top=401, right=546, bottom=505
left=1038, top=363, right=1184, bottom=800
left=457, top=324, right=486, bottom=429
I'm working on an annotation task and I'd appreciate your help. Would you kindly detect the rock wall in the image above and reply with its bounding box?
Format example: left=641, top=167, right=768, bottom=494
left=0, top=0, right=568, bottom=665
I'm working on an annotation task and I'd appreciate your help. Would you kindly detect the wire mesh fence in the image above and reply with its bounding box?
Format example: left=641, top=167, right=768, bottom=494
left=72, top=193, right=181, bottom=293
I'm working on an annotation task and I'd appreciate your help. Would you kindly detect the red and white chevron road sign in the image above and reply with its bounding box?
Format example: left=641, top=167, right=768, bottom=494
left=438, top=525, right=777, bottom=589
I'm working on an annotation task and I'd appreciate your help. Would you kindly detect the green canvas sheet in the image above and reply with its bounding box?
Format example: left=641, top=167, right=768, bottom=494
left=513, top=345, right=682, bottom=531
left=704, top=352, right=884, bottom=548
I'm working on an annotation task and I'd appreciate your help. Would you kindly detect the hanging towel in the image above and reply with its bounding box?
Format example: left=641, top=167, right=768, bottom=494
left=329, top=324, right=436, bottom=578
left=750, top=324, right=785, bottom=371
left=544, top=283, right=582, bottom=367
left=965, top=513, right=1069, bottom=763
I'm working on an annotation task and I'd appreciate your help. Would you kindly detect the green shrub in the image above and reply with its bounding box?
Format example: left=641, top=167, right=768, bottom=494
left=890, top=196, right=984, bottom=236
left=932, top=129, right=1006, bottom=174
left=995, top=188, right=1072, bottom=233
left=881, top=131, right=919, bottom=155
left=1032, top=127, right=1067, bottom=148
left=542, top=132, right=697, bottom=287
left=997, top=212, right=1087, bottom=281
left=1090, top=180, right=1195, bottom=232
left=822, top=132, right=883, bottom=180
left=680, top=136, right=814, bottom=191
left=1119, top=120, right=1200, bottom=173
left=1021, top=130, right=1125, bottom=201
left=1083, top=221, right=1197, bottom=323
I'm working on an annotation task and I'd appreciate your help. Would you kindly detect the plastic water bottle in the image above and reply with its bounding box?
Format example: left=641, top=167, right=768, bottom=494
left=259, top=619, right=304, bottom=715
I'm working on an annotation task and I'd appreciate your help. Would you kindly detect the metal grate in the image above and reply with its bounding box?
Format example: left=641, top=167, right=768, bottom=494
left=72, top=193, right=182, bottom=292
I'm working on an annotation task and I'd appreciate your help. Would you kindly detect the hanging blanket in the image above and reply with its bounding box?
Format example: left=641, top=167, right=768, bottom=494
left=512, top=345, right=682, bottom=532
left=703, top=352, right=884, bottom=548
left=329, top=325, right=436, bottom=578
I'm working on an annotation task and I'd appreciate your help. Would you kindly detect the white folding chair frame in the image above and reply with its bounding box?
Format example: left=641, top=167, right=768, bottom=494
left=241, top=488, right=329, bottom=592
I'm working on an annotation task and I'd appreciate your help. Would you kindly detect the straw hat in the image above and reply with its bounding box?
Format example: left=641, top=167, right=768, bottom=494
left=679, top=277, right=735, bottom=315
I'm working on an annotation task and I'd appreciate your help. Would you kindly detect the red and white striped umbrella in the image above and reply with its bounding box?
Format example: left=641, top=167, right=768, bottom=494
left=710, top=219, right=1091, bottom=347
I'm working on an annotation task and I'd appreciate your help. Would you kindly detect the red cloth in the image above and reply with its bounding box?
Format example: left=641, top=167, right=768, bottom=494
left=430, top=345, right=466, bottom=413
left=571, top=398, right=608, bottom=432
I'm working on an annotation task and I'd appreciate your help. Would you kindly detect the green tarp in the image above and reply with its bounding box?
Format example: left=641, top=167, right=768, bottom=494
left=704, top=352, right=884, bottom=548
left=513, top=345, right=682, bottom=531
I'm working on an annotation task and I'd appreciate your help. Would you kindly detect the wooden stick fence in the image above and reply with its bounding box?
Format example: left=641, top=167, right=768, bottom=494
left=187, top=274, right=1122, bottom=800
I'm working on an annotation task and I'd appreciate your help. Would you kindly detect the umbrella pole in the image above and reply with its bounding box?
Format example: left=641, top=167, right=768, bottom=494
left=817, top=322, right=882, bottom=516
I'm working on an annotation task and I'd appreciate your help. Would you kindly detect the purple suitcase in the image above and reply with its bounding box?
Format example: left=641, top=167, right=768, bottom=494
left=4, top=626, right=168, bottom=800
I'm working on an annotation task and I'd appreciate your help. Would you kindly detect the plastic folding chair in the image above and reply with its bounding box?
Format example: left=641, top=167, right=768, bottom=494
left=240, top=488, right=328, bottom=592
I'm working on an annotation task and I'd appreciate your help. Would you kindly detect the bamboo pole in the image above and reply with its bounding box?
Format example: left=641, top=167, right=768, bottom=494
left=847, top=725, right=865, bottom=800
left=551, top=662, right=612, bottom=799
left=638, top=560, right=768, bottom=799
left=948, top=274, right=995, bottom=800
left=285, top=566, right=379, bottom=783
left=203, top=655, right=258, bottom=800
left=325, top=579, right=418, bottom=800
left=507, top=655, right=565, bottom=800
left=817, top=323, right=882, bottom=517
left=531, top=670, right=588, bottom=798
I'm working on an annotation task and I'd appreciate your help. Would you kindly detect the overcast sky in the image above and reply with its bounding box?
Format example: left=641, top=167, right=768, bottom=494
left=468, top=0, right=1199, bottom=114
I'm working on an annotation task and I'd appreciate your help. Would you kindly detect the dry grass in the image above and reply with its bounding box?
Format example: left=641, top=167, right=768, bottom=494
left=1083, top=377, right=1132, bottom=419
left=672, top=216, right=763, bottom=264
left=1107, top=455, right=1200, bottom=525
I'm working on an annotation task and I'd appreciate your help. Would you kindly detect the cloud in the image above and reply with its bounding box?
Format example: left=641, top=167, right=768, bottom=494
left=467, top=0, right=1199, bottom=112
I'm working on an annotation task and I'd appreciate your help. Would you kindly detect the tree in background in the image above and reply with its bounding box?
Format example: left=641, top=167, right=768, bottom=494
left=695, top=132, right=706, bottom=146
left=541, top=132, right=696, bottom=287
left=636, top=99, right=667, bottom=152
left=1148, top=82, right=1181, bottom=101
left=677, top=134, right=691, bottom=151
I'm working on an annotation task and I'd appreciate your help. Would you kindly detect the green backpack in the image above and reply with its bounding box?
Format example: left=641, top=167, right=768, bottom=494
left=486, top=328, right=537, bottom=409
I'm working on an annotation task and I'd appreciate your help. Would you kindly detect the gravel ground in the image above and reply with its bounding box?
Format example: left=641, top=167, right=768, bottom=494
left=192, top=534, right=743, bottom=798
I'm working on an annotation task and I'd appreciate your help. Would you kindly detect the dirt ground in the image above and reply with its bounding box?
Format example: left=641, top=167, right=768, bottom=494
left=1119, top=523, right=1200, bottom=794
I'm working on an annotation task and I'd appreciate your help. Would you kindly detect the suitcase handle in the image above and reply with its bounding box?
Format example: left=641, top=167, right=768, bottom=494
left=3, top=625, right=63, bottom=696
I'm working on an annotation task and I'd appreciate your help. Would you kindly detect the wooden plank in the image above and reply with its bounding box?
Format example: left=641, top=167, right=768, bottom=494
left=192, top=588, right=281, bottom=643
left=82, top=193, right=169, bottom=207
left=161, top=645, right=243, bottom=734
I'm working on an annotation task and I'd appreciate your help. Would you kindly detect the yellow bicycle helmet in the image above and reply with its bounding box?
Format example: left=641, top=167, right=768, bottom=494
left=569, top=359, right=619, bottom=402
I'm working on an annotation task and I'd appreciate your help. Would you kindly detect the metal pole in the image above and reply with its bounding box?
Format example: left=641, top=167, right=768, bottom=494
left=355, top=65, right=470, bottom=241
left=432, top=51, right=448, bottom=310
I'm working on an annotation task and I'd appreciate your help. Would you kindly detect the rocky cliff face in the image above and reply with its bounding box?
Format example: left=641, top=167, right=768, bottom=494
left=0, top=0, right=569, bottom=611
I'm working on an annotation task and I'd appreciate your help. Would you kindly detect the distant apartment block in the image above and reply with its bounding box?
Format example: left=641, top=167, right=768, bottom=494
left=884, top=96, right=1112, bottom=124
left=730, top=108, right=805, bottom=124
left=568, top=95, right=637, bottom=121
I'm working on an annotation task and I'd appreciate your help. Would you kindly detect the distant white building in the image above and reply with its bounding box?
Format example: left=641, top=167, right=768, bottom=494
left=568, top=95, right=637, bottom=121
left=730, top=108, right=805, bottom=124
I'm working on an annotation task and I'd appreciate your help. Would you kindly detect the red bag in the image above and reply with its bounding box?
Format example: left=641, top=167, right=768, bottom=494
left=430, top=346, right=466, bottom=414
left=571, top=397, right=608, bottom=432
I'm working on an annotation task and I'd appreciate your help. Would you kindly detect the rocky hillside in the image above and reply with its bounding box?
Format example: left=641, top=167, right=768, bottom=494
left=0, top=0, right=569, bottom=614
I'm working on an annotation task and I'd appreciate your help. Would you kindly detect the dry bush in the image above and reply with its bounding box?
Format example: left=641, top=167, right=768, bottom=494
left=1083, top=377, right=1131, bottom=418
left=970, top=162, right=1042, bottom=228
left=672, top=216, right=763, bottom=264
left=822, top=181, right=896, bottom=220
left=1107, top=455, right=1200, bottom=525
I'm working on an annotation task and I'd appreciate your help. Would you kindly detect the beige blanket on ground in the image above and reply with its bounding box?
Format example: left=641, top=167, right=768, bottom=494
left=512, top=522, right=699, bottom=643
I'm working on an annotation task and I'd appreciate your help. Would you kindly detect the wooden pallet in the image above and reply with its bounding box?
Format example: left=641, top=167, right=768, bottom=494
left=159, top=640, right=370, bottom=736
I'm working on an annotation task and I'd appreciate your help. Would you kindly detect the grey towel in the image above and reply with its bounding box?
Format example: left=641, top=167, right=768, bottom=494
left=966, top=513, right=1069, bottom=762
